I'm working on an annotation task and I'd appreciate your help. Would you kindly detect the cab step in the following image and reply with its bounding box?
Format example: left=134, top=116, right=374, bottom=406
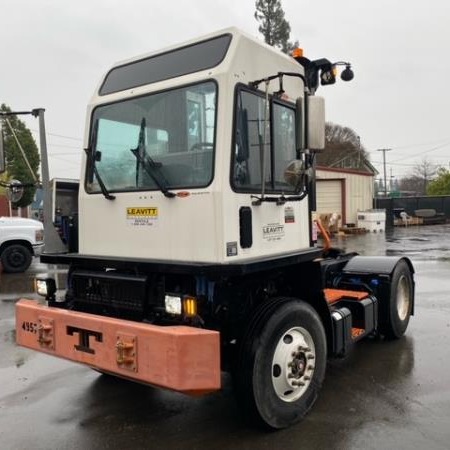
left=324, top=288, right=378, bottom=356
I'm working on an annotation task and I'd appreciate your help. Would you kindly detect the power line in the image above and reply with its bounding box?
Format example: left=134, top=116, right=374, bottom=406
left=371, top=158, right=449, bottom=167
left=46, top=143, right=81, bottom=150
left=30, top=128, right=82, bottom=142
left=368, top=137, right=450, bottom=153
left=48, top=152, right=80, bottom=156
left=390, top=141, right=450, bottom=163
left=369, top=141, right=450, bottom=160
left=48, top=155, right=80, bottom=165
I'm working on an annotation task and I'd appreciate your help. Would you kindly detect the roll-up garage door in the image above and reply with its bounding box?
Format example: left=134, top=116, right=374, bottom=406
left=316, top=179, right=343, bottom=220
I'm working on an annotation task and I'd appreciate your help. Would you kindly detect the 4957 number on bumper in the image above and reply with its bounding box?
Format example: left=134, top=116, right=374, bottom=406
left=16, top=299, right=221, bottom=395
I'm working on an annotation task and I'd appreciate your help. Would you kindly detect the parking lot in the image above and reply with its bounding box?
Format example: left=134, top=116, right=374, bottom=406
left=1, top=225, right=450, bottom=449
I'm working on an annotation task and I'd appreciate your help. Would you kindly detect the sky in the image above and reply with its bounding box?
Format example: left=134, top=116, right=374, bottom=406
left=2, top=0, right=450, bottom=181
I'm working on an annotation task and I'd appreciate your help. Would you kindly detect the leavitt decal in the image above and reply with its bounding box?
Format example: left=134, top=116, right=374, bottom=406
left=262, top=223, right=285, bottom=241
left=126, top=207, right=158, bottom=227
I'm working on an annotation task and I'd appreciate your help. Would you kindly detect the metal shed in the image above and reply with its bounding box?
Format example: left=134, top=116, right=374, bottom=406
left=316, top=167, right=375, bottom=226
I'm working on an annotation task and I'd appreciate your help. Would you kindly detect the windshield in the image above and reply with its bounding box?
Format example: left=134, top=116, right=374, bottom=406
left=86, top=81, right=216, bottom=193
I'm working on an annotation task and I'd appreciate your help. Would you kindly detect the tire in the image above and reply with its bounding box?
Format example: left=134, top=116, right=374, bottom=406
left=383, top=260, right=414, bottom=339
left=235, top=299, right=327, bottom=429
left=1, top=244, right=32, bottom=273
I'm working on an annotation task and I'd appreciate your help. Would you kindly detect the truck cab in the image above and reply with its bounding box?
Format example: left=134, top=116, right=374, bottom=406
left=80, top=28, right=317, bottom=262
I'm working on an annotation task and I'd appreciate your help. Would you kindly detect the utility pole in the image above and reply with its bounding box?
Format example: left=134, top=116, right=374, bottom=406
left=0, top=109, right=66, bottom=253
left=357, top=136, right=361, bottom=168
left=377, top=148, right=391, bottom=197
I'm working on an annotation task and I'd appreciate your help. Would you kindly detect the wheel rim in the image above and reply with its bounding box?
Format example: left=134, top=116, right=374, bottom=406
left=271, top=326, right=315, bottom=403
left=397, top=274, right=411, bottom=321
left=8, top=249, right=25, bottom=268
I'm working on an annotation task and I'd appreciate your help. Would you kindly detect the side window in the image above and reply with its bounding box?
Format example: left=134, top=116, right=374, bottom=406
left=233, top=90, right=271, bottom=190
left=232, top=89, right=296, bottom=193
left=273, top=104, right=296, bottom=191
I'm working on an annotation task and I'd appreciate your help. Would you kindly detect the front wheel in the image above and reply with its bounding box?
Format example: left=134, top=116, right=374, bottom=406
left=235, top=299, right=327, bottom=429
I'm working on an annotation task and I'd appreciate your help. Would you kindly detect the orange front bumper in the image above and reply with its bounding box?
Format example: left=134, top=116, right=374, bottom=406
left=16, top=299, right=221, bottom=395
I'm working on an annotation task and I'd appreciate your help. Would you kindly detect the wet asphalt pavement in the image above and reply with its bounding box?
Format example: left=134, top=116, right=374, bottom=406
left=1, top=225, right=450, bottom=449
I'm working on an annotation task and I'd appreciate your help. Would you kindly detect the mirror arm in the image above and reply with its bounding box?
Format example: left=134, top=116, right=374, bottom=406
left=251, top=190, right=308, bottom=206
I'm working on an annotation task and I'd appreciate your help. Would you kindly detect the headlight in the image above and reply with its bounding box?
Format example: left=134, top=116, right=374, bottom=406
left=164, top=294, right=182, bottom=315
left=35, top=229, right=44, bottom=242
left=35, top=276, right=56, bottom=299
left=164, top=294, right=198, bottom=316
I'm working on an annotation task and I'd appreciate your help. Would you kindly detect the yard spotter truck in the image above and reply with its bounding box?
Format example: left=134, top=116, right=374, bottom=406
left=13, top=28, right=414, bottom=429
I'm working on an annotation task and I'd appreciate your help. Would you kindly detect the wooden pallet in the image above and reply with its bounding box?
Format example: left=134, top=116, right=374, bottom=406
left=338, top=227, right=367, bottom=235
left=394, top=217, right=423, bottom=227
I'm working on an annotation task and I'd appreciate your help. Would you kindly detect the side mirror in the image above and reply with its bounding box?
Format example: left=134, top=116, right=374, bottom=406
left=295, top=97, right=304, bottom=153
left=284, top=160, right=306, bottom=193
left=296, top=96, right=325, bottom=152
left=5, top=180, right=24, bottom=203
left=307, top=96, right=325, bottom=151
left=0, top=123, right=5, bottom=174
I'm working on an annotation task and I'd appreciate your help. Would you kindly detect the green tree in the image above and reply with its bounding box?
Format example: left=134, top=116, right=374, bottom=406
left=0, top=104, right=40, bottom=207
left=254, top=0, right=297, bottom=53
left=427, top=167, right=450, bottom=195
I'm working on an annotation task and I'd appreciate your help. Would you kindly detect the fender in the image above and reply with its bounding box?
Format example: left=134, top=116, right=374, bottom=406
left=339, top=255, right=415, bottom=320
left=342, top=256, right=415, bottom=276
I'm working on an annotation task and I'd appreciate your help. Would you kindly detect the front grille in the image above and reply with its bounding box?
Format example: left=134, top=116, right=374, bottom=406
left=70, top=270, right=148, bottom=314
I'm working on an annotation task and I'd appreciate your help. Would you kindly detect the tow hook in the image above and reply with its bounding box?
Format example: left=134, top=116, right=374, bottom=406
left=37, top=317, right=54, bottom=349
left=116, top=334, right=137, bottom=371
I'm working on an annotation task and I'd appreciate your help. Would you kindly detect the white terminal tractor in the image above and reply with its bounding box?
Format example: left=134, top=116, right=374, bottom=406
left=3, top=28, right=415, bottom=429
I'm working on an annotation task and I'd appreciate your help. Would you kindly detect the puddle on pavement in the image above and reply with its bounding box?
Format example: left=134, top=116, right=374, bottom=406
left=0, top=274, right=35, bottom=297
left=332, top=223, right=450, bottom=262
left=1, top=224, right=449, bottom=297
left=0, top=270, right=67, bottom=297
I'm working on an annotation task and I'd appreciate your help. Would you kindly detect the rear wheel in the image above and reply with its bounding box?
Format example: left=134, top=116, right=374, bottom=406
left=1, top=244, right=32, bottom=273
left=383, top=260, right=414, bottom=339
left=235, top=299, right=327, bottom=429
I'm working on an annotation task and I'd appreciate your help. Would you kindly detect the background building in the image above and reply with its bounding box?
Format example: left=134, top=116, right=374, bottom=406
left=316, top=165, right=377, bottom=227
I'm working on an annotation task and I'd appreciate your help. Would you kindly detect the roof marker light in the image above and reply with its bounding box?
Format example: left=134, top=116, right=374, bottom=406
left=292, top=48, right=304, bottom=58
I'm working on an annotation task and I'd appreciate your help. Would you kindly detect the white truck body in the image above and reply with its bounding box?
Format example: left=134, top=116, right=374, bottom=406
left=0, top=217, right=44, bottom=272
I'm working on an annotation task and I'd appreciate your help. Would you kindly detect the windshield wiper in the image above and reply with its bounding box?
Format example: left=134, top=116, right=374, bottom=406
left=85, top=119, right=115, bottom=200
left=130, top=118, right=175, bottom=198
